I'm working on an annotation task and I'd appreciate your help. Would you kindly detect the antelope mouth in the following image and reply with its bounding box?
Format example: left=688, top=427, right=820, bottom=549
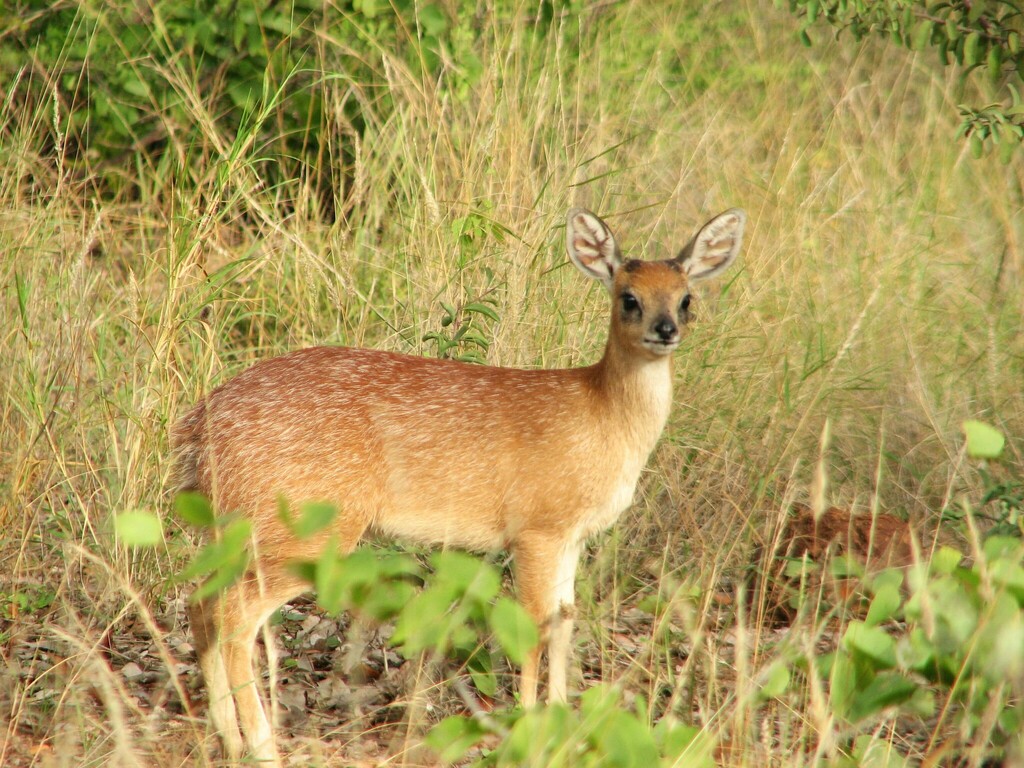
left=643, top=337, right=680, bottom=355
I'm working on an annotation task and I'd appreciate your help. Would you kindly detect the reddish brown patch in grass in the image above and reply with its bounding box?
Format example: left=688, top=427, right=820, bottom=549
left=751, top=504, right=914, bottom=625
left=783, top=504, right=913, bottom=566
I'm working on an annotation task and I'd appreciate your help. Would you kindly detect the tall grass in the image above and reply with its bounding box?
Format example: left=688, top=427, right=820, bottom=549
left=1, top=1, right=1021, bottom=765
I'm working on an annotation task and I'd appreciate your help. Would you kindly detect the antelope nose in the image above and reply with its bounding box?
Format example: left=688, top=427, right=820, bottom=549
left=655, top=318, right=677, bottom=340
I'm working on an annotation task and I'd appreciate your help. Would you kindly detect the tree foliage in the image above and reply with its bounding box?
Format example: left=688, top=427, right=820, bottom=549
left=782, top=0, right=1024, bottom=161
left=0, top=0, right=494, bottom=199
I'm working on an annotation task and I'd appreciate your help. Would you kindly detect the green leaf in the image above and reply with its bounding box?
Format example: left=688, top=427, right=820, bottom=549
left=579, top=688, right=659, bottom=766
left=580, top=682, right=620, bottom=715
left=657, top=722, right=713, bottom=766
left=309, top=549, right=421, bottom=621
left=963, top=419, right=1005, bottom=459
left=869, top=567, right=906, bottom=596
left=491, top=596, right=539, bottom=664
left=362, top=579, right=418, bottom=622
left=865, top=582, right=902, bottom=626
left=907, top=685, right=937, bottom=718
left=287, top=560, right=317, bottom=584
left=784, top=555, right=818, bottom=580
left=850, top=733, right=912, bottom=768
left=976, top=592, right=1024, bottom=679
left=464, top=301, right=500, bottom=322
left=114, top=510, right=163, bottom=547
left=829, top=553, right=865, bottom=579
left=503, top=705, right=573, bottom=762
left=182, top=518, right=252, bottom=601
left=829, top=650, right=858, bottom=718
left=467, top=649, right=498, bottom=696
left=843, top=621, right=897, bottom=669
left=989, top=559, right=1024, bottom=604
left=591, top=708, right=659, bottom=767
left=376, top=550, right=424, bottom=579
left=315, top=542, right=347, bottom=615
left=432, top=551, right=501, bottom=604
left=930, top=546, right=963, bottom=575
left=928, top=576, right=980, bottom=651
left=355, top=0, right=380, bottom=18
left=970, top=132, right=985, bottom=158
left=938, top=38, right=951, bottom=65
left=898, top=627, right=937, bottom=674
left=944, top=16, right=959, bottom=43
left=459, top=51, right=484, bottom=86
left=983, top=535, right=1023, bottom=561
left=847, top=672, right=918, bottom=722
left=912, top=20, right=932, bottom=51
left=425, top=716, right=489, bottom=763
left=175, top=491, right=215, bottom=527
left=999, top=134, right=1017, bottom=165
left=392, top=586, right=457, bottom=653
left=315, top=548, right=419, bottom=622
left=190, top=551, right=250, bottom=602
left=282, top=500, right=337, bottom=539
left=987, top=43, right=1003, bottom=80
left=440, top=301, right=457, bottom=324
left=757, top=660, right=791, bottom=700
left=419, top=4, right=448, bottom=36
left=123, top=77, right=149, bottom=98
left=964, top=32, right=983, bottom=66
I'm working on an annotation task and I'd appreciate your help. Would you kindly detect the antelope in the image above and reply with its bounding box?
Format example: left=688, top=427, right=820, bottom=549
left=173, top=207, right=746, bottom=764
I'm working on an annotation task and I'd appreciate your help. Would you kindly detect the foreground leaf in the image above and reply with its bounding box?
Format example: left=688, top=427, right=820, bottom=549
left=425, top=715, right=489, bottom=763
left=963, top=419, right=1005, bottom=459
left=847, top=672, right=919, bottom=722
left=490, top=596, right=538, bottom=664
left=114, top=510, right=163, bottom=547
left=175, top=492, right=215, bottom=527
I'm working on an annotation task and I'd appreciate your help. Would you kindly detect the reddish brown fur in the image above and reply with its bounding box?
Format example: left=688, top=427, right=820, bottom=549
left=175, top=348, right=668, bottom=555
left=753, top=504, right=914, bottom=625
left=174, top=208, right=745, bottom=764
left=782, top=504, right=913, bottom=565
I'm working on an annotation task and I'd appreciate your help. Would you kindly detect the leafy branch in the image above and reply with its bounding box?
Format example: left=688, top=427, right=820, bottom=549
left=783, top=0, right=1024, bottom=161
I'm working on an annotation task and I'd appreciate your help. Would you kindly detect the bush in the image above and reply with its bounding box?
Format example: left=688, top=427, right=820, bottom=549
left=0, top=0, right=497, bottom=200
left=782, top=0, right=1024, bottom=161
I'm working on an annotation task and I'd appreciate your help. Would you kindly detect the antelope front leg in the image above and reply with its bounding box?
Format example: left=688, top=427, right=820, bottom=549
left=514, top=534, right=581, bottom=706
left=545, top=540, right=581, bottom=703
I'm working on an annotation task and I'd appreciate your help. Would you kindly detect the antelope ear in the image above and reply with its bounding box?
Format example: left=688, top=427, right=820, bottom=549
left=677, top=208, right=746, bottom=282
left=566, top=208, right=621, bottom=291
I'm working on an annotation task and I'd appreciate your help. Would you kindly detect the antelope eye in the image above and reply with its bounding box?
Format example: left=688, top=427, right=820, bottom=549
left=621, top=292, right=640, bottom=312
left=680, top=294, right=691, bottom=312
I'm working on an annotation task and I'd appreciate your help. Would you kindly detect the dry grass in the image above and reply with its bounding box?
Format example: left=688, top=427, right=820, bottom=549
left=1, top=1, right=1022, bottom=765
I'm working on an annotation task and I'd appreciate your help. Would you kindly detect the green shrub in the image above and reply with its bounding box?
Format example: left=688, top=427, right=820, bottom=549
left=0, top=0, right=501, bottom=197
left=782, top=0, right=1024, bottom=161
